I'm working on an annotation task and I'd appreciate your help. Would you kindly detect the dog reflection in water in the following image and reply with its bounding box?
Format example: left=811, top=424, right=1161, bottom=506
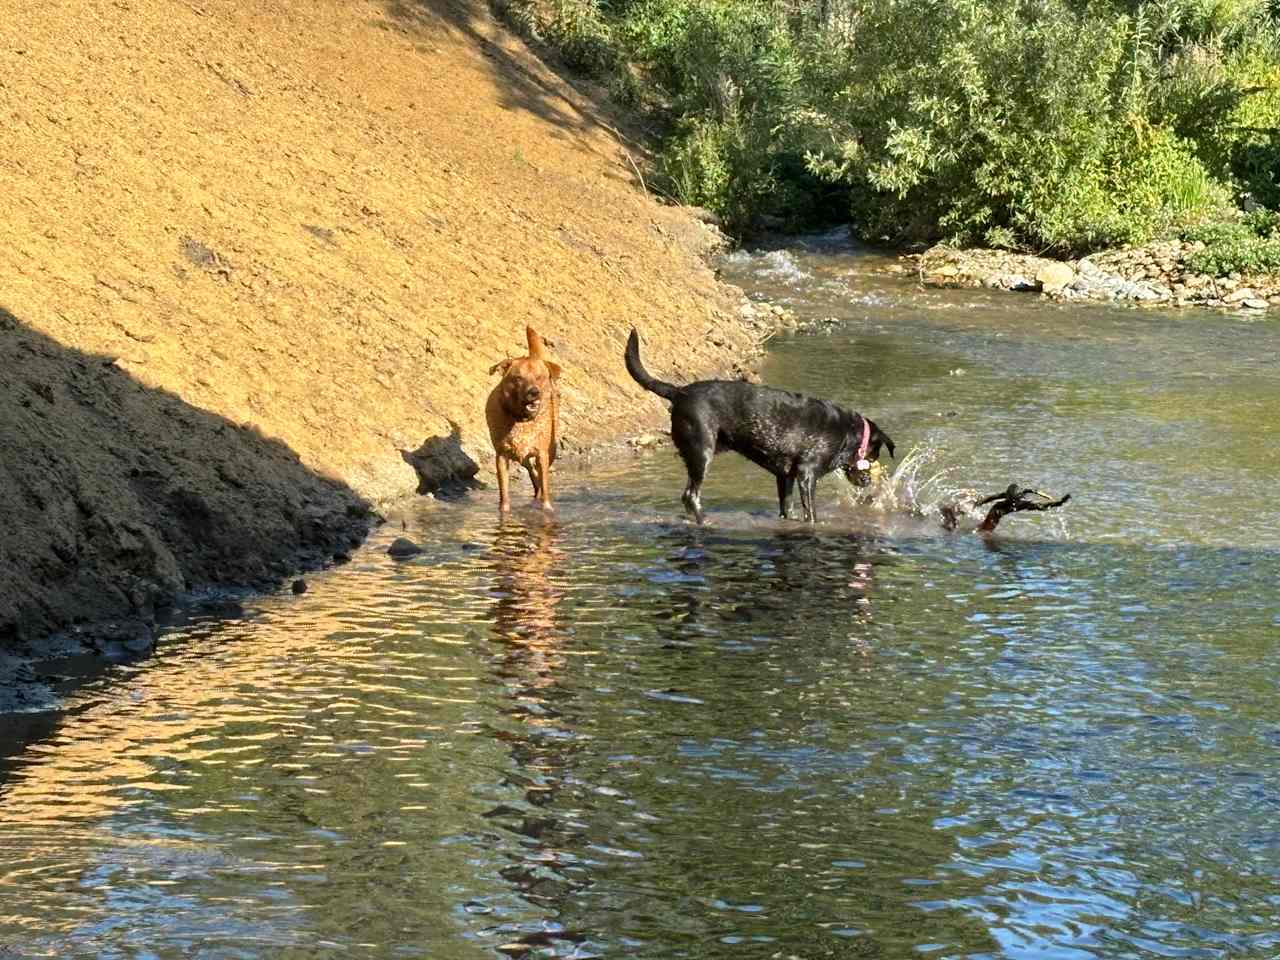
left=483, top=517, right=595, bottom=950
left=489, top=517, right=568, bottom=694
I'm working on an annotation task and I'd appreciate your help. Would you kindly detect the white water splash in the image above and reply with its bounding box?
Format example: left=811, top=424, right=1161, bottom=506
left=835, top=444, right=1072, bottom=538
left=722, top=248, right=812, bottom=287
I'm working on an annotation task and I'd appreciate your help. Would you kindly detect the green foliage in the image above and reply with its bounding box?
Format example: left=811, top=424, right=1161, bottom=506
left=493, top=0, right=618, bottom=77
left=494, top=0, right=1280, bottom=254
left=1182, top=205, right=1280, bottom=273
left=786, top=1, right=1238, bottom=251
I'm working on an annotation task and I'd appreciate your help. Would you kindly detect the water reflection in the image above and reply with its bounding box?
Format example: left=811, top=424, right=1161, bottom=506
left=2, top=242, right=1279, bottom=958
left=476, top=515, right=599, bottom=957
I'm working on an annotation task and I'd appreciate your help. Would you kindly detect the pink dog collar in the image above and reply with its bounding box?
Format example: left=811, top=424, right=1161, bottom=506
left=855, top=417, right=871, bottom=471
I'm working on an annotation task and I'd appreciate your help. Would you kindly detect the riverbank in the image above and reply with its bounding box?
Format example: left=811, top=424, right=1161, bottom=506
left=910, top=243, right=1280, bottom=312
left=0, top=0, right=772, bottom=706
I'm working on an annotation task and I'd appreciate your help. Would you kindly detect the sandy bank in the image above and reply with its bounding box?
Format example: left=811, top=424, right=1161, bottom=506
left=0, top=0, right=761, bottom=700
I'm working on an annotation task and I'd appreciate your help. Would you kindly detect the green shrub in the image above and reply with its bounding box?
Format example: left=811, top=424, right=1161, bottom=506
left=1184, top=233, right=1280, bottom=274
left=1182, top=207, right=1280, bottom=273
left=491, top=0, right=1280, bottom=250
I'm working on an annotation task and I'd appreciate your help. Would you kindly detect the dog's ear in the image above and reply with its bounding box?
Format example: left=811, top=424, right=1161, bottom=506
left=545, top=360, right=562, bottom=381
left=489, top=358, right=513, bottom=377
left=871, top=421, right=895, bottom=459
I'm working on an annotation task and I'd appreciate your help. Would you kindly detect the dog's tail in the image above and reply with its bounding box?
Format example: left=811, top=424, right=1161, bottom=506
left=526, top=325, right=548, bottom=358
left=625, top=328, right=679, bottom=400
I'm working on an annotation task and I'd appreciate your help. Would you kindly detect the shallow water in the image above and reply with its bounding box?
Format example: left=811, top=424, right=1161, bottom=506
left=3, top=233, right=1279, bottom=959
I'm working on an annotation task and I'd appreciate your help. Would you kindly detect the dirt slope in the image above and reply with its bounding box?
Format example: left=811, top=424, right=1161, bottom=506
left=0, top=0, right=757, bottom=667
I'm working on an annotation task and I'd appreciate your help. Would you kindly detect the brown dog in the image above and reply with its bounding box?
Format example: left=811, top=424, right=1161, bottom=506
left=486, top=326, right=561, bottom=512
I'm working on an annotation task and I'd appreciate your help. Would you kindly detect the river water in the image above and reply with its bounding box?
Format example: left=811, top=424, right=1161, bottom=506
left=2, top=234, right=1278, bottom=958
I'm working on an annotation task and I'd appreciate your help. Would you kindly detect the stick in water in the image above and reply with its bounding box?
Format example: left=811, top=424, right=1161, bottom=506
left=940, top=483, right=1072, bottom=534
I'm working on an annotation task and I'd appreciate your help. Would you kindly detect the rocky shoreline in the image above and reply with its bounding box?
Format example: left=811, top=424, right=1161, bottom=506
left=910, top=242, right=1280, bottom=312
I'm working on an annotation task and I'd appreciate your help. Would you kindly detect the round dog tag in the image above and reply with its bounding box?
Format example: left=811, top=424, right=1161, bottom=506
left=856, top=458, right=870, bottom=471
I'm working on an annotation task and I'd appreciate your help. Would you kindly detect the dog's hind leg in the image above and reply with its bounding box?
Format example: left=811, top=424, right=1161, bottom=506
left=776, top=472, right=796, bottom=519
left=524, top=456, right=542, bottom=500
left=672, top=415, right=713, bottom=524
left=682, top=469, right=707, bottom=524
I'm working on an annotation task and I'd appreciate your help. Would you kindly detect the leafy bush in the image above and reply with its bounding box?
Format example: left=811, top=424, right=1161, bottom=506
left=492, top=0, right=1280, bottom=253
left=1183, top=205, right=1280, bottom=274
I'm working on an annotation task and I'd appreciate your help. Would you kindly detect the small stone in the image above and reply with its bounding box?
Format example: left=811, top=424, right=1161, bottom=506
left=387, top=537, right=423, bottom=558
left=291, top=579, right=308, bottom=594
left=1224, top=287, right=1256, bottom=303
left=1242, top=298, right=1269, bottom=310
left=1036, top=262, right=1075, bottom=293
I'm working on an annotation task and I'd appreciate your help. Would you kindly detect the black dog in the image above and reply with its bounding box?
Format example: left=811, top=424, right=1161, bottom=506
left=625, top=328, right=894, bottom=523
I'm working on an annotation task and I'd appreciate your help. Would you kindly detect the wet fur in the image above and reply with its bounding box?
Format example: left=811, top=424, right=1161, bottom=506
left=486, top=327, right=561, bottom=511
left=624, top=328, right=894, bottom=523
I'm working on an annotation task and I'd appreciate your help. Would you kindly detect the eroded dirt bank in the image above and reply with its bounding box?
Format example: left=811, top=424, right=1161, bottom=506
left=0, top=0, right=758, bottom=692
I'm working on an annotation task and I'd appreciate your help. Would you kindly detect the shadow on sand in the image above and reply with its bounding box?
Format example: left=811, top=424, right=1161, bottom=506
left=0, top=306, right=376, bottom=708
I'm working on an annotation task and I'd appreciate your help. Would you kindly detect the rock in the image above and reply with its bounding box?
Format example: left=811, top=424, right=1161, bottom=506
left=996, top=274, right=1036, bottom=291
left=1036, top=262, right=1075, bottom=293
left=332, top=550, right=351, bottom=564
left=1242, top=298, right=1270, bottom=310
left=935, top=264, right=960, bottom=278
left=291, top=579, right=308, bottom=594
left=1224, top=287, right=1256, bottom=303
left=387, top=537, right=423, bottom=558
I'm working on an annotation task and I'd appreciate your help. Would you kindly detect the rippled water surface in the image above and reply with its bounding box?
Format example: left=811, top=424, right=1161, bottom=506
left=3, top=235, right=1279, bottom=959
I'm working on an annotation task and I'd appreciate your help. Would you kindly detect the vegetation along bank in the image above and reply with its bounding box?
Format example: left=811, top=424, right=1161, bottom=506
left=508, top=0, right=1280, bottom=303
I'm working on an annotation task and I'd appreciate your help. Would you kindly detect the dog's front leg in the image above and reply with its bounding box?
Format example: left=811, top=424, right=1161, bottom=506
left=496, top=455, right=511, bottom=512
left=533, top=446, right=553, bottom=510
left=776, top=472, right=795, bottom=519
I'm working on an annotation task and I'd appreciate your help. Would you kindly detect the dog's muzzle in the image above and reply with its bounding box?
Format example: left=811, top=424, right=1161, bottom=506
left=504, top=384, right=544, bottom=422
left=846, top=464, right=873, bottom=488
left=520, top=387, right=542, bottom=419
left=845, top=460, right=883, bottom=488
